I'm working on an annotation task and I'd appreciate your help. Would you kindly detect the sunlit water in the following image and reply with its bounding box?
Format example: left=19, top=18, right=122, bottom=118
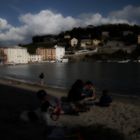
left=0, top=62, right=140, bottom=97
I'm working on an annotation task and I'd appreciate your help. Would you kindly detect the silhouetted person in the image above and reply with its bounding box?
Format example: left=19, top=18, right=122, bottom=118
left=96, top=89, right=112, bottom=107
left=82, top=81, right=96, bottom=101
left=67, top=79, right=84, bottom=102
left=39, top=72, right=44, bottom=85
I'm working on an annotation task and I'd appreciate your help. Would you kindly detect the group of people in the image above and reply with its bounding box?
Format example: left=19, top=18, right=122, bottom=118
left=20, top=79, right=112, bottom=138
left=68, top=80, right=96, bottom=103
left=66, top=79, right=112, bottom=113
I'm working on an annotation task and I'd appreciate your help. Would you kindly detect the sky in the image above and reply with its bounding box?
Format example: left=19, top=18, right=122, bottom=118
left=0, top=0, right=140, bottom=46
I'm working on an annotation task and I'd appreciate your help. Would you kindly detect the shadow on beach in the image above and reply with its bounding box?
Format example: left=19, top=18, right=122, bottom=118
left=0, top=82, right=140, bottom=140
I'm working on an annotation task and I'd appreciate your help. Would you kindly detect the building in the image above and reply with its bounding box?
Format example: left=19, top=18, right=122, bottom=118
left=55, top=45, right=65, bottom=61
left=92, top=39, right=101, bottom=46
left=36, top=47, right=56, bottom=61
left=28, top=55, right=42, bottom=62
left=123, top=31, right=133, bottom=36
left=102, top=31, right=109, bottom=38
left=138, top=35, right=140, bottom=44
left=64, top=35, right=71, bottom=39
left=37, top=45, right=65, bottom=61
left=0, top=48, right=7, bottom=64
left=80, top=39, right=92, bottom=48
left=3, top=46, right=29, bottom=64
left=70, top=38, right=78, bottom=47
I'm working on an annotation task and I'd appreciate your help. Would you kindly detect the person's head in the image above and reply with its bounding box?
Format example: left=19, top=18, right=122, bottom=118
left=102, top=89, right=109, bottom=96
left=73, top=79, right=84, bottom=88
left=36, top=89, right=48, bottom=101
left=84, top=81, right=93, bottom=89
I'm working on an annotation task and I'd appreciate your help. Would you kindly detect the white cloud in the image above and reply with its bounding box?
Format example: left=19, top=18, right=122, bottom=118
left=0, top=10, right=79, bottom=45
left=78, top=13, right=129, bottom=26
left=0, top=18, right=12, bottom=30
left=109, top=5, right=140, bottom=24
left=19, top=10, right=79, bottom=35
left=0, top=6, right=139, bottom=46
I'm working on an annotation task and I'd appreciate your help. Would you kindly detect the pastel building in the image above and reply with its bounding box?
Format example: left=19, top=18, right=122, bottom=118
left=3, top=46, right=29, bottom=64
left=36, top=45, right=65, bottom=61
left=0, top=48, right=7, bottom=64
left=36, top=47, right=56, bottom=60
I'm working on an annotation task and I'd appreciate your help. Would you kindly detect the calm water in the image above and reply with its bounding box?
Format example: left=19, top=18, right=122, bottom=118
left=0, top=62, right=140, bottom=96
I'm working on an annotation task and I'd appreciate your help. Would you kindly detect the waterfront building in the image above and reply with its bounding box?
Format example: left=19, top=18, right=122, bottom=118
left=37, top=45, right=65, bottom=61
left=28, top=55, right=42, bottom=63
left=55, top=45, right=65, bottom=61
left=138, top=35, right=140, bottom=44
left=0, top=48, right=7, bottom=64
left=36, top=47, right=56, bottom=61
left=3, top=46, right=29, bottom=64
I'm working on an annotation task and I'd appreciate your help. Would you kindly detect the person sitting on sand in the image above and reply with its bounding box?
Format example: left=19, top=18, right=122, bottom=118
left=81, top=81, right=96, bottom=103
left=66, top=80, right=94, bottom=113
left=96, top=89, right=112, bottom=107
left=20, top=90, right=61, bottom=124
left=67, top=79, right=85, bottom=102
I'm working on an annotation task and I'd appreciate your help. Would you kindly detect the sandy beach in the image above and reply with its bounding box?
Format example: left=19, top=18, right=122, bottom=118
left=0, top=78, right=140, bottom=140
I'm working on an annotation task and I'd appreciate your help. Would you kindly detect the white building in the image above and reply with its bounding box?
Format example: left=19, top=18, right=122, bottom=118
left=70, top=38, right=78, bottom=47
left=4, top=46, right=29, bottom=64
left=93, top=39, right=101, bottom=46
left=54, top=45, right=65, bottom=61
left=29, top=55, right=42, bottom=62
left=138, top=35, right=140, bottom=44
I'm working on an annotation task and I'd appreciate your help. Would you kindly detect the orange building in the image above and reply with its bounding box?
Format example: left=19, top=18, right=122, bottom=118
left=36, top=48, right=56, bottom=61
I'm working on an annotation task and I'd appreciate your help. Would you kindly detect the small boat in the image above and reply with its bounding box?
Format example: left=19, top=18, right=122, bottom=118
left=117, top=60, right=130, bottom=63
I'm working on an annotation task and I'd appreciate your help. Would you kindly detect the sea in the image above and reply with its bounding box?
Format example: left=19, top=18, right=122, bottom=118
left=0, top=61, right=140, bottom=97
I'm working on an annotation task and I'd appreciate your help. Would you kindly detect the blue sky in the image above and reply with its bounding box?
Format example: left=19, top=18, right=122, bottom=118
left=0, top=0, right=140, bottom=45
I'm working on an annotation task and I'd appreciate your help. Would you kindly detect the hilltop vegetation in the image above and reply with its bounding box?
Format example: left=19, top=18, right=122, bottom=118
left=21, top=24, right=140, bottom=59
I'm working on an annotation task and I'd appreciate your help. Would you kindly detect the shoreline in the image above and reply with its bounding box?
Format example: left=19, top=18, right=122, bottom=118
left=0, top=77, right=140, bottom=140
left=0, top=77, right=140, bottom=105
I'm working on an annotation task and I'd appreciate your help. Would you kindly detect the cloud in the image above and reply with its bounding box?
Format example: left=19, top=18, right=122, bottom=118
left=0, top=6, right=139, bottom=46
left=78, top=13, right=129, bottom=26
left=109, top=5, right=140, bottom=24
left=19, top=10, right=79, bottom=35
left=0, top=10, right=79, bottom=45
left=0, top=18, right=12, bottom=30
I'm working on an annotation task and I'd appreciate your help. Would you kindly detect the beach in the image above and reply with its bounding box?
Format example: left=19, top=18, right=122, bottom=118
left=0, top=78, right=140, bottom=140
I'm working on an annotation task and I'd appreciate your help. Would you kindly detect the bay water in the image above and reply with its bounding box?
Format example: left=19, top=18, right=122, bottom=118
left=0, top=61, right=140, bottom=97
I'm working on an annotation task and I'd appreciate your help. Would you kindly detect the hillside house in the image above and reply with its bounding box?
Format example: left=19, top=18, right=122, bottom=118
left=70, top=38, right=78, bottom=47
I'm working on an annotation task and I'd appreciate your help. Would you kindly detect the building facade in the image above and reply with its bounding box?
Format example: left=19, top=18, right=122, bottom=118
left=28, top=55, right=42, bottom=62
left=0, top=48, right=7, bottom=64
left=55, top=45, right=65, bottom=61
left=3, top=46, right=29, bottom=64
left=138, top=35, right=140, bottom=44
left=70, top=38, right=78, bottom=47
left=36, top=47, right=56, bottom=61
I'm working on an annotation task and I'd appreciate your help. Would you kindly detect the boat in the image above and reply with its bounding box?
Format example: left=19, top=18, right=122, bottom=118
left=117, top=60, right=130, bottom=63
